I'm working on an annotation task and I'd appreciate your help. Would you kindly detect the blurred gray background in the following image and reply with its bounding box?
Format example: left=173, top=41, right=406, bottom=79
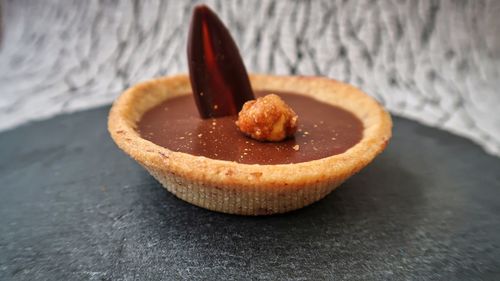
left=0, top=0, right=499, bottom=156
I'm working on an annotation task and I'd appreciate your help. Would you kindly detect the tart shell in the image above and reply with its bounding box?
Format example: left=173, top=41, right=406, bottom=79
left=108, top=74, right=392, bottom=215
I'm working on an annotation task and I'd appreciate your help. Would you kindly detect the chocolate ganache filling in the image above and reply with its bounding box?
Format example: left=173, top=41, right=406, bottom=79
left=138, top=5, right=363, bottom=164
left=138, top=91, right=363, bottom=165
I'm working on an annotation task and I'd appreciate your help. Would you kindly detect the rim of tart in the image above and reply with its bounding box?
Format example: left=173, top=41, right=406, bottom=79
left=108, top=74, right=392, bottom=215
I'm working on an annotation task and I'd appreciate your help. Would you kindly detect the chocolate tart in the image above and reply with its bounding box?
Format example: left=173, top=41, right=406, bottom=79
left=108, top=74, right=392, bottom=215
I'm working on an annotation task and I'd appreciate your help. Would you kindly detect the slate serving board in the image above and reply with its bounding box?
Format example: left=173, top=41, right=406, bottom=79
left=1, top=106, right=499, bottom=280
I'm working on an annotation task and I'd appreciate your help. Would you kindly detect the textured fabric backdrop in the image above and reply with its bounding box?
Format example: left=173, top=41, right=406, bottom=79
left=1, top=0, right=499, bottom=156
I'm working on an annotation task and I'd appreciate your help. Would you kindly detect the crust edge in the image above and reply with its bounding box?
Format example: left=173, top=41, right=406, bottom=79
left=108, top=74, right=392, bottom=215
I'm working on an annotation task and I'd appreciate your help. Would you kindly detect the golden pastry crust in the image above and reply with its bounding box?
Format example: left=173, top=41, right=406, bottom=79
left=108, top=74, right=392, bottom=215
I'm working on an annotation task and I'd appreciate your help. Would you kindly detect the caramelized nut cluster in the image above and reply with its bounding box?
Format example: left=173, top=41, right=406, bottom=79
left=236, top=94, right=298, bottom=142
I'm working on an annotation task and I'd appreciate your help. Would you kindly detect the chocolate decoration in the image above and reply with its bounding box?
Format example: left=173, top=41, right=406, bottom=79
left=187, top=5, right=255, bottom=118
left=138, top=91, right=364, bottom=165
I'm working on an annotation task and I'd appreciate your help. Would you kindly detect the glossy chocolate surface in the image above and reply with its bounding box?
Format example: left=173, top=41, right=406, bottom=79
left=187, top=5, right=255, bottom=118
left=138, top=91, right=363, bottom=164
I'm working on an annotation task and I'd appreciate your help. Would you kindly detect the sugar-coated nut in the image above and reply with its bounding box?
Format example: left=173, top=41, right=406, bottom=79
left=236, top=94, right=298, bottom=141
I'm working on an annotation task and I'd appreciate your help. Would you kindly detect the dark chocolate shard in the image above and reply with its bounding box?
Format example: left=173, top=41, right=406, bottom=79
left=187, top=4, right=255, bottom=118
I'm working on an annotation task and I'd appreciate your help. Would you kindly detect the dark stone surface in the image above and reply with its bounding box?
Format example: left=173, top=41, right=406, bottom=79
left=0, top=106, right=499, bottom=281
